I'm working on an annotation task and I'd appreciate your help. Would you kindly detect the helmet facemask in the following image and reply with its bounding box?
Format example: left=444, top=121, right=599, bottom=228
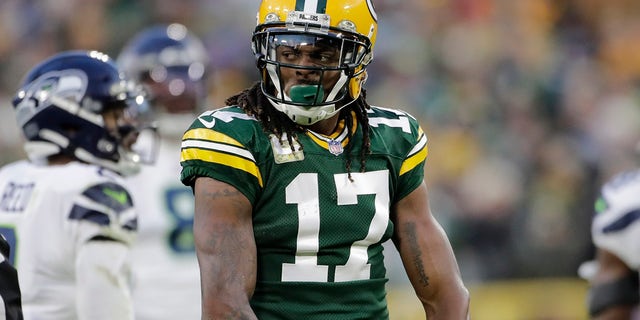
left=253, top=20, right=372, bottom=125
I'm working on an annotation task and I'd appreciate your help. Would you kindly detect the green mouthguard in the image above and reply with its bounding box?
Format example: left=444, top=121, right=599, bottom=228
left=289, top=85, right=324, bottom=104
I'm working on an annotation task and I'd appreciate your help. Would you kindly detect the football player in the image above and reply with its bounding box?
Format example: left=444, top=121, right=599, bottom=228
left=117, top=23, right=210, bottom=320
left=586, top=169, right=640, bottom=319
left=0, top=50, right=146, bottom=319
left=0, top=233, right=23, bottom=320
left=180, top=0, right=470, bottom=319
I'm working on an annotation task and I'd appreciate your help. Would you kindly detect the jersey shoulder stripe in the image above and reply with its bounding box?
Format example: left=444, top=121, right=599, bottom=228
left=181, top=112, right=263, bottom=186
left=400, top=128, right=428, bottom=175
left=181, top=106, right=266, bottom=195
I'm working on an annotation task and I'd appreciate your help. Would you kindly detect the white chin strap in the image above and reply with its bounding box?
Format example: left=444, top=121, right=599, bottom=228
left=265, top=64, right=351, bottom=125
left=267, top=97, right=336, bottom=125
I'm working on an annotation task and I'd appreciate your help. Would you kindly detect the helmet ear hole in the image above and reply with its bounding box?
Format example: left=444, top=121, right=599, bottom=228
left=345, top=65, right=355, bottom=77
left=255, top=53, right=267, bottom=69
left=362, top=52, right=373, bottom=66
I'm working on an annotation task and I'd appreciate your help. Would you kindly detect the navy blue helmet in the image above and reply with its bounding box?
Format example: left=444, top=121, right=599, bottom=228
left=12, top=50, right=149, bottom=176
left=117, top=23, right=209, bottom=115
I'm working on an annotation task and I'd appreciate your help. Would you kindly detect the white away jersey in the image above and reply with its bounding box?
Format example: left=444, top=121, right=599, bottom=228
left=592, top=169, right=640, bottom=269
left=125, top=139, right=201, bottom=320
left=0, top=160, right=137, bottom=319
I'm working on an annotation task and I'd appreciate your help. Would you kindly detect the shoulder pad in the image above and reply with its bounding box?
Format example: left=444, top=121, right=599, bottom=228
left=69, top=182, right=136, bottom=231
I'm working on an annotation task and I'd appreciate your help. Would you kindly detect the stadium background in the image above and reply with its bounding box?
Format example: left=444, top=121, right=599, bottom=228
left=1, top=0, right=639, bottom=319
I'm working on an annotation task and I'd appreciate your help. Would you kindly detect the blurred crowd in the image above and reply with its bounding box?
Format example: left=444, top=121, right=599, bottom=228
left=1, top=0, right=639, bottom=284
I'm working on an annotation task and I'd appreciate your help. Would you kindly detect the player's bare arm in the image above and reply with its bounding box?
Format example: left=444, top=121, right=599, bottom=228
left=392, top=182, right=470, bottom=319
left=194, top=177, right=258, bottom=320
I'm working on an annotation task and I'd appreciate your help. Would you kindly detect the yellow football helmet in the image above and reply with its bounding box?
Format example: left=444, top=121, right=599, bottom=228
left=252, top=0, right=378, bottom=125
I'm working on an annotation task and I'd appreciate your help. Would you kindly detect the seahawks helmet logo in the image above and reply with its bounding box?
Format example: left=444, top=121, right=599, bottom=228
left=14, top=70, right=88, bottom=127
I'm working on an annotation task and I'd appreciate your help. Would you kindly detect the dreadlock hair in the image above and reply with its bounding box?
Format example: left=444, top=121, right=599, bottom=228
left=225, top=81, right=372, bottom=178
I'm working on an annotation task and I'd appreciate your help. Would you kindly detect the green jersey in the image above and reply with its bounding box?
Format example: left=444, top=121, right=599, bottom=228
left=181, top=105, right=428, bottom=319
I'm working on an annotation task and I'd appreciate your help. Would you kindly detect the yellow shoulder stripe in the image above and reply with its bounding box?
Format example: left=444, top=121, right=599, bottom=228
left=181, top=128, right=263, bottom=186
left=399, top=144, right=428, bottom=176
left=181, top=148, right=263, bottom=187
left=183, top=128, right=244, bottom=147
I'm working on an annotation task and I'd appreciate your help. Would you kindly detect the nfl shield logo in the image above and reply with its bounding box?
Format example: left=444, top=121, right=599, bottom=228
left=328, top=140, right=343, bottom=156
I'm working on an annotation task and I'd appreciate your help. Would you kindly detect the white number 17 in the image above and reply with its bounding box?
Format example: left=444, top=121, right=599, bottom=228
left=281, top=170, right=390, bottom=282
